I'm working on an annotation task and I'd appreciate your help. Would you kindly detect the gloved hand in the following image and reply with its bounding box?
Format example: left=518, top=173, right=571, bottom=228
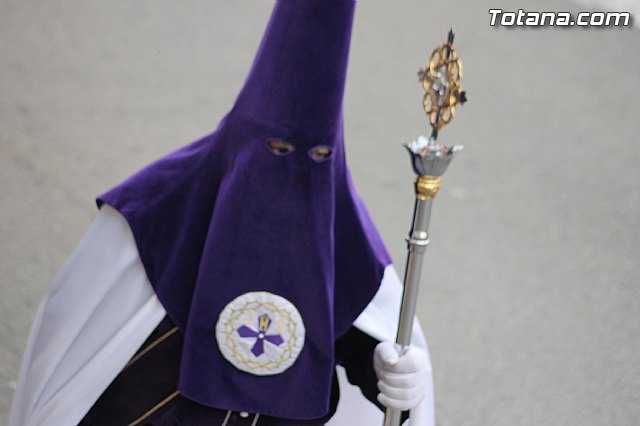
left=374, top=341, right=431, bottom=411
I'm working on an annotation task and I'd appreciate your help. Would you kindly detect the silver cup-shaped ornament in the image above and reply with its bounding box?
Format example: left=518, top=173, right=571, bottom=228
left=404, top=135, right=463, bottom=200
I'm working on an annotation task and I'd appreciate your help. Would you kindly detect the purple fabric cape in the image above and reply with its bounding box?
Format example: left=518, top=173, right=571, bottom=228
left=98, top=0, right=391, bottom=419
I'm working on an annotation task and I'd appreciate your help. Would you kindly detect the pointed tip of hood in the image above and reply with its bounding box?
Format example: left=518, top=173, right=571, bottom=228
left=230, top=0, right=356, bottom=142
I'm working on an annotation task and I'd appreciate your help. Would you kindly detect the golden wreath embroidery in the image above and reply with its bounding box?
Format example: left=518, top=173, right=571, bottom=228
left=215, top=292, right=305, bottom=376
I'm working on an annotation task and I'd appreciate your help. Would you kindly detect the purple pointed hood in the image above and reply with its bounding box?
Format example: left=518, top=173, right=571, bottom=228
left=233, top=0, right=350, bottom=141
left=98, top=0, right=391, bottom=419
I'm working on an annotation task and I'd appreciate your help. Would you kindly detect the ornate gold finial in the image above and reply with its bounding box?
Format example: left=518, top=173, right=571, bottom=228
left=420, top=28, right=466, bottom=137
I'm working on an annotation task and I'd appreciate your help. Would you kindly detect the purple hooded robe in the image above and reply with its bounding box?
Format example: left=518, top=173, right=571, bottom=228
left=97, top=0, right=391, bottom=419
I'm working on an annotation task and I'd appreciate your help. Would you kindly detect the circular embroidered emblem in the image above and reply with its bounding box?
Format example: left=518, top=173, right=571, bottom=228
left=215, top=291, right=305, bottom=376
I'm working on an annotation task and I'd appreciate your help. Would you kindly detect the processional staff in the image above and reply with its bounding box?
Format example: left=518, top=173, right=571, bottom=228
left=383, top=28, right=468, bottom=426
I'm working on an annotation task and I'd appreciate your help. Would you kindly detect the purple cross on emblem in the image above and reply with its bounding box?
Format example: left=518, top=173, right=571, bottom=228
left=237, top=314, right=284, bottom=357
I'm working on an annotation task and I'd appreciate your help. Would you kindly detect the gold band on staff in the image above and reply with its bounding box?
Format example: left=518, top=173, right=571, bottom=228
left=415, top=175, right=442, bottom=200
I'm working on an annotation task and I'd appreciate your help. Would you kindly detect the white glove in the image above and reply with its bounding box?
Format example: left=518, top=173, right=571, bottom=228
left=374, top=341, right=431, bottom=411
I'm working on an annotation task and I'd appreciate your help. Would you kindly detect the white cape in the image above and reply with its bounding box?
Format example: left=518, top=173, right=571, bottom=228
left=9, top=205, right=434, bottom=426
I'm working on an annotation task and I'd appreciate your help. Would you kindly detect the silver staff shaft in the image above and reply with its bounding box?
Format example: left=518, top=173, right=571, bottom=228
left=383, top=195, right=432, bottom=426
left=398, top=197, right=432, bottom=344
left=382, top=140, right=461, bottom=426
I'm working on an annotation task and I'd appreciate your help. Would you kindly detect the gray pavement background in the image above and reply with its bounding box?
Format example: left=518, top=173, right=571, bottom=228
left=1, top=1, right=639, bottom=425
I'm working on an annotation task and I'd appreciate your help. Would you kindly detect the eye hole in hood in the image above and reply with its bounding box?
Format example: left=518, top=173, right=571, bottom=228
left=308, top=145, right=333, bottom=163
left=266, top=139, right=295, bottom=156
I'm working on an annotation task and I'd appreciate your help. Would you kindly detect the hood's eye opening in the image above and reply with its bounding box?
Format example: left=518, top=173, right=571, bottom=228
left=308, top=145, right=333, bottom=162
left=266, top=139, right=295, bottom=156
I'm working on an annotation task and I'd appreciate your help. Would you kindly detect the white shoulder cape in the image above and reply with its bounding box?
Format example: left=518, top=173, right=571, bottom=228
left=9, top=205, right=434, bottom=426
